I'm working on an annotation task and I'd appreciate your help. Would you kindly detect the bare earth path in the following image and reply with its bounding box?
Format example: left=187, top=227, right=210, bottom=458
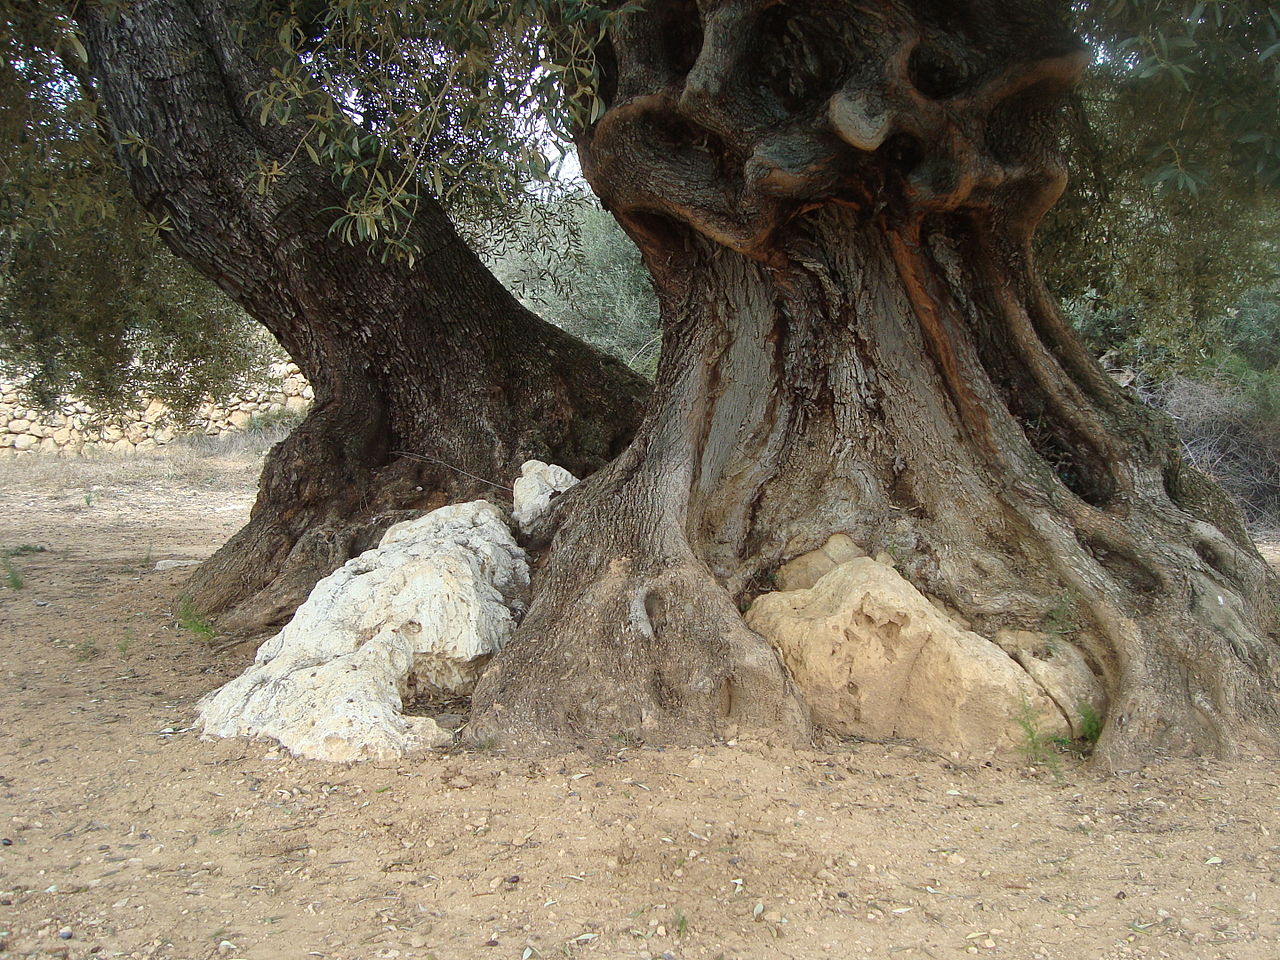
left=1, top=447, right=1278, bottom=960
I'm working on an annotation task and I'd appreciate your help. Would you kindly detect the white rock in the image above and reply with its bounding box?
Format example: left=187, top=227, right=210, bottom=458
left=511, top=460, right=579, bottom=534
left=155, top=559, right=203, bottom=571
left=746, top=558, right=1069, bottom=755
left=197, top=501, right=529, bottom=761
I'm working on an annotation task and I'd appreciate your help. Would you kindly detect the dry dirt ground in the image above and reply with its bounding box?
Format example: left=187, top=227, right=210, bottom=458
left=2, top=443, right=1279, bottom=960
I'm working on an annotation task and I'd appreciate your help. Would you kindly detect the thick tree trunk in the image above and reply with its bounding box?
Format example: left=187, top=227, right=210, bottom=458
left=471, top=0, right=1280, bottom=764
left=79, top=0, right=647, bottom=632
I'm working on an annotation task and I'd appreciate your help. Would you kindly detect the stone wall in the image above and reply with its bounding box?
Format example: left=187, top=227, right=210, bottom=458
left=0, top=362, right=312, bottom=455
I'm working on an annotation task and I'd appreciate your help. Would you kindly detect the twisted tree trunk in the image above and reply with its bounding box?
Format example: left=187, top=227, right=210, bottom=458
left=79, top=0, right=647, bottom=633
left=472, top=0, right=1280, bottom=766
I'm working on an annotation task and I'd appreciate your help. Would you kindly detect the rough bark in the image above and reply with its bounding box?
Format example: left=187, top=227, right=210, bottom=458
left=472, top=0, right=1280, bottom=764
left=78, top=0, right=647, bottom=633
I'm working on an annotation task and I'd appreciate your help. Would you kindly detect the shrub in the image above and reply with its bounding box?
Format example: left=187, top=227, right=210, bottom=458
left=1155, top=363, right=1280, bottom=531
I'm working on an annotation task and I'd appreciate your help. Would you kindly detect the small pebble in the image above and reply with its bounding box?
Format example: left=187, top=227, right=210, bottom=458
left=58, top=928, right=73, bottom=940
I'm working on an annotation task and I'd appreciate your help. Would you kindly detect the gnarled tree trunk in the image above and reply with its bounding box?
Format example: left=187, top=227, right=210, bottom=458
left=79, top=0, right=647, bottom=633
left=472, top=0, right=1280, bottom=766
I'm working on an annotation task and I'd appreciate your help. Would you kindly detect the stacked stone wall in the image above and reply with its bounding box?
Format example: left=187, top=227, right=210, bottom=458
left=0, top=362, right=312, bottom=455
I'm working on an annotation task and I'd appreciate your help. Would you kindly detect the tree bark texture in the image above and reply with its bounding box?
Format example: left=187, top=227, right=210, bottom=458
left=472, top=0, right=1280, bottom=765
left=78, top=0, right=648, bottom=633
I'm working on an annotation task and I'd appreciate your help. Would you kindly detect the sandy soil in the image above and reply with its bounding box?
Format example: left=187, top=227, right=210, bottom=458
left=1, top=446, right=1278, bottom=960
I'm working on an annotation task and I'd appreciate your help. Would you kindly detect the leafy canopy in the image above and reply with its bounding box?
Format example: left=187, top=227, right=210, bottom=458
left=0, top=4, right=268, bottom=411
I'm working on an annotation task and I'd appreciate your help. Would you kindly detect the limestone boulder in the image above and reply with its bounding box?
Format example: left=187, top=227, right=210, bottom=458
left=511, top=460, right=579, bottom=535
left=746, top=558, right=1069, bottom=754
left=993, top=630, right=1107, bottom=739
left=197, top=500, right=529, bottom=761
left=774, top=534, right=867, bottom=591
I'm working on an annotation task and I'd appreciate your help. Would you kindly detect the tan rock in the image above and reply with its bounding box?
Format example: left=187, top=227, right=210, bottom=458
left=153, top=426, right=175, bottom=444
left=228, top=410, right=253, bottom=429
left=284, top=395, right=309, bottom=414
left=37, top=437, right=57, bottom=452
left=142, top=398, right=168, bottom=422
left=993, top=630, right=1107, bottom=738
left=125, top=422, right=149, bottom=444
left=102, top=425, right=125, bottom=442
left=9, top=419, right=30, bottom=433
left=112, top=438, right=135, bottom=453
left=52, top=428, right=72, bottom=445
left=135, top=438, right=158, bottom=451
left=774, top=534, right=867, bottom=591
left=746, top=558, right=1068, bottom=754
left=12, top=434, right=36, bottom=451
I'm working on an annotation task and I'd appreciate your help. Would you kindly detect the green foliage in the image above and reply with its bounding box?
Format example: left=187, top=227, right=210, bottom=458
left=246, top=407, right=307, bottom=438
left=3, top=558, right=23, bottom=590
left=1075, top=1, right=1280, bottom=191
left=0, top=542, right=40, bottom=590
left=1041, top=591, right=1079, bottom=636
left=176, top=596, right=217, bottom=643
left=1223, top=284, right=1280, bottom=370
left=240, top=0, right=623, bottom=259
left=2, top=544, right=44, bottom=557
left=487, top=196, right=661, bottom=377
left=1042, top=3, right=1280, bottom=372
left=1, top=218, right=275, bottom=414
left=0, top=6, right=274, bottom=412
left=1014, top=702, right=1065, bottom=779
left=1076, top=704, right=1104, bottom=747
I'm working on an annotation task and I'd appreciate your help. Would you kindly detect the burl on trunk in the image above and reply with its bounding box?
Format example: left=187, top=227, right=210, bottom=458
left=472, top=0, right=1280, bottom=766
